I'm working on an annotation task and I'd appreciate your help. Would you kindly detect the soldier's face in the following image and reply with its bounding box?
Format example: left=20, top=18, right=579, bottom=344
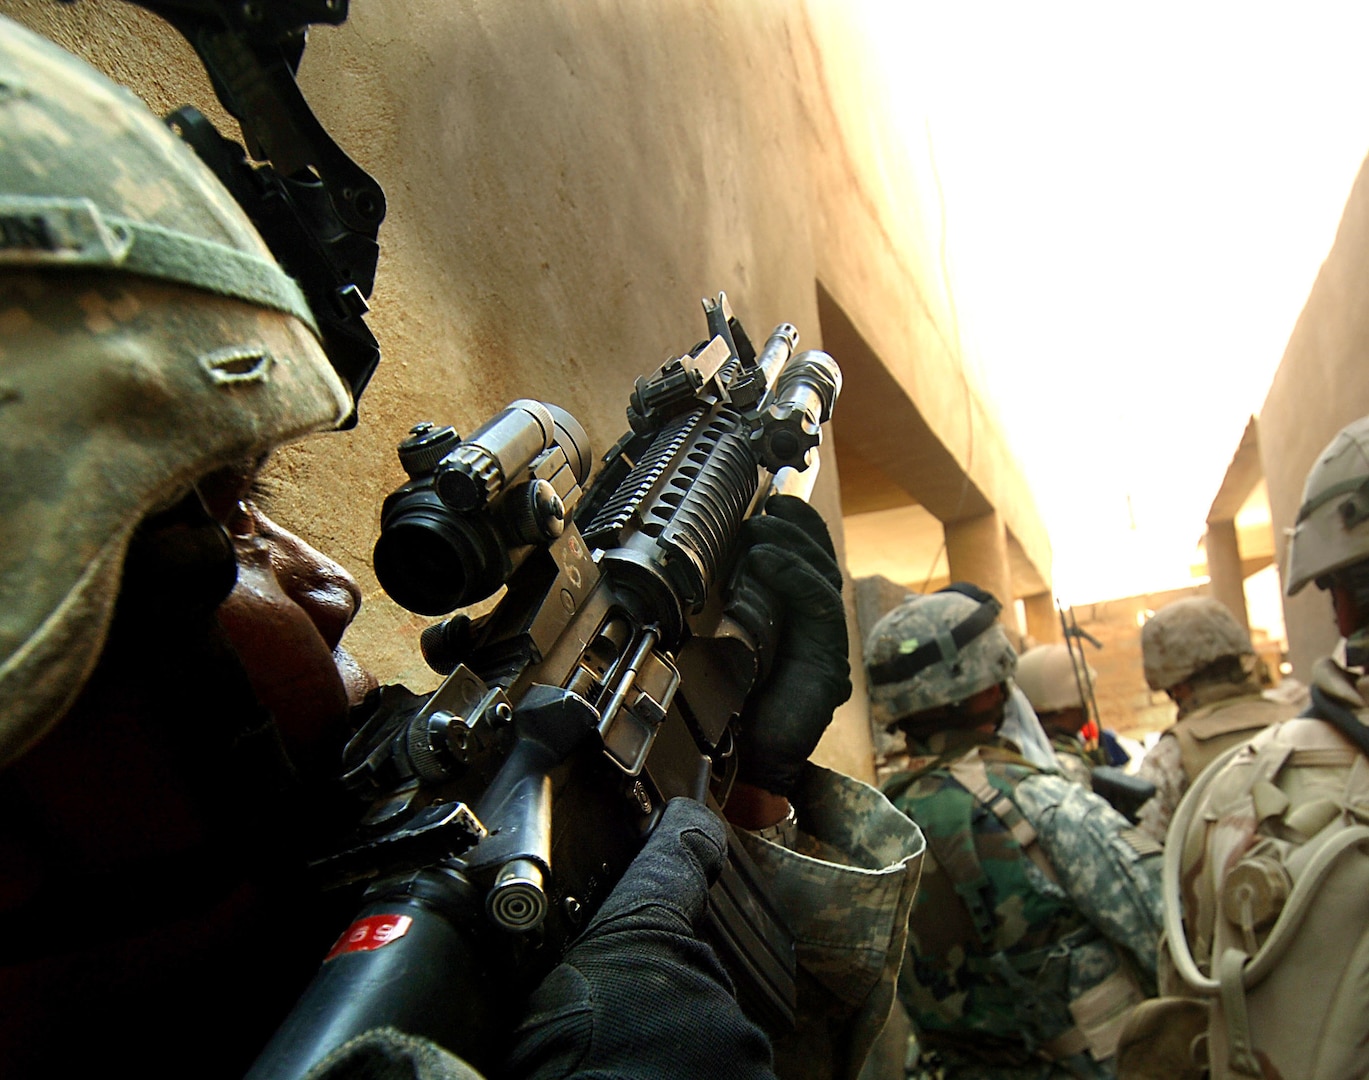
left=960, top=682, right=1007, bottom=731
left=1040, top=705, right=1086, bottom=736
left=1329, top=581, right=1360, bottom=639
left=914, top=682, right=1008, bottom=734
left=197, top=460, right=374, bottom=762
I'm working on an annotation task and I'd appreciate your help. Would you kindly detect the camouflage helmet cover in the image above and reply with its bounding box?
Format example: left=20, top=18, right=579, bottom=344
left=0, top=16, right=351, bottom=766
left=864, top=586, right=1017, bottom=727
left=1015, top=643, right=1096, bottom=714
left=1285, top=415, right=1369, bottom=596
left=1140, top=597, right=1253, bottom=691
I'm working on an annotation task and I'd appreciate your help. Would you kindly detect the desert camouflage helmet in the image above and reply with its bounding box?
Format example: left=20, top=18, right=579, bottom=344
left=0, top=16, right=351, bottom=766
left=1285, top=415, right=1369, bottom=596
left=1015, top=643, right=1096, bottom=714
left=1140, top=597, right=1253, bottom=692
left=864, top=584, right=1017, bottom=726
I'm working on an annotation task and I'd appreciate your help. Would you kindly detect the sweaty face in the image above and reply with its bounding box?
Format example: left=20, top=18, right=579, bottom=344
left=197, top=460, right=375, bottom=766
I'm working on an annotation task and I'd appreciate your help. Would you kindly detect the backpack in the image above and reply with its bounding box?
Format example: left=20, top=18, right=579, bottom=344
left=1119, top=714, right=1369, bottom=1079
left=1166, top=694, right=1293, bottom=783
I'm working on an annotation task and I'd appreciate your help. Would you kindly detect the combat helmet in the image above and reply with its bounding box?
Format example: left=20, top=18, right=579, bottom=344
left=1015, top=643, right=1096, bottom=715
left=1285, top=415, right=1369, bottom=596
left=1141, top=597, right=1253, bottom=692
left=0, top=16, right=351, bottom=767
left=865, top=584, right=1016, bottom=728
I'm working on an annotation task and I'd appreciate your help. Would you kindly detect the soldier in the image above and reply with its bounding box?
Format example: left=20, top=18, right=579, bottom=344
left=1115, top=417, right=1369, bottom=1080
left=1133, top=597, right=1297, bottom=844
left=1016, top=643, right=1104, bottom=787
left=869, top=585, right=1163, bottom=1079
left=0, top=17, right=922, bottom=1080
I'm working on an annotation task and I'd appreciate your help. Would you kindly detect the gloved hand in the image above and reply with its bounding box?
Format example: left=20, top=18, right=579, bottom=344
left=505, top=799, right=775, bottom=1080
left=726, top=495, right=852, bottom=798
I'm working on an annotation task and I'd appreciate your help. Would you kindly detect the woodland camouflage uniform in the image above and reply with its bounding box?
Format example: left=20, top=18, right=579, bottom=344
left=867, top=589, right=1164, bottom=1080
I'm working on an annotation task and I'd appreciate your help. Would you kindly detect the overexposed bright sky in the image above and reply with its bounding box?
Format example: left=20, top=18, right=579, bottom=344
left=854, top=2, right=1369, bottom=605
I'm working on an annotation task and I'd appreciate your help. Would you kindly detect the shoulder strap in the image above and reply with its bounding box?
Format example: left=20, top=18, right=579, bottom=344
left=1307, top=684, right=1369, bottom=759
left=948, top=748, right=1060, bottom=887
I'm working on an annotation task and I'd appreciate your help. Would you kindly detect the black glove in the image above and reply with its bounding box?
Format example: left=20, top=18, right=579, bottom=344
left=505, top=799, right=776, bottom=1080
left=726, top=495, right=851, bottom=797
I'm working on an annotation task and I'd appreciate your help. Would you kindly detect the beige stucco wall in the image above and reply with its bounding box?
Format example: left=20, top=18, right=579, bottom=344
left=1260, top=150, right=1369, bottom=680
left=3, top=0, right=1053, bottom=781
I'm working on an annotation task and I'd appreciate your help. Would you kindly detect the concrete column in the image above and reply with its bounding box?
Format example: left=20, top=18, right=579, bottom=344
left=945, top=510, right=1020, bottom=637
left=1205, top=520, right=1251, bottom=634
left=1023, top=592, right=1061, bottom=645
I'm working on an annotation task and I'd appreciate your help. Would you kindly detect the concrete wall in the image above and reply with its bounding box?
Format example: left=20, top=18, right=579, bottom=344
left=1260, top=150, right=1369, bottom=680
left=2, top=0, right=1053, bottom=781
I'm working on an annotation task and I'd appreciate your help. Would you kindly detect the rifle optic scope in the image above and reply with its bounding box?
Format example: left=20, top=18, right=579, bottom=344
left=373, top=401, right=591, bottom=615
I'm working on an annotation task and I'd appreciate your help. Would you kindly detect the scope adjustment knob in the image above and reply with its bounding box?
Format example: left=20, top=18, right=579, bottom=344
left=397, top=422, right=462, bottom=478
left=435, top=444, right=503, bottom=511
left=510, top=479, right=566, bottom=543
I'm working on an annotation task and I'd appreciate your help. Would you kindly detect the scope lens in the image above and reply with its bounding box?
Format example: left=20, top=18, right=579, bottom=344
left=373, top=507, right=473, bottom=616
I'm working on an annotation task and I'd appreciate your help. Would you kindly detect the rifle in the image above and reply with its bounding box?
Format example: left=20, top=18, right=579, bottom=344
left=247, top=294, right=843, bottom=1077
left=1057, top=603, right=1157, bottom=817
left=1089, top=766, right=1155, bottom=825
left=59, top=3, right=845, bottom=1068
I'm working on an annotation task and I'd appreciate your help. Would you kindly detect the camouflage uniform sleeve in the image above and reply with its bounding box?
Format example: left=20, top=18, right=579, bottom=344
left=1050, top=738, right=1095, bottom=788
left=733, top=764, right=925, bottom=1080
left=1135, top=734, right=1186, bottom=846
left=1014, top=773, right=1164, bottom=979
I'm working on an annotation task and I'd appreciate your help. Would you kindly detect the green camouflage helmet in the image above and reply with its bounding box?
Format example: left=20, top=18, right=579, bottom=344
left=1285, top=414, right=1369, bottom=596
left=0, top=16, right=351, bottom=767
left=1140, top=597, right=1252, bottom=692
left=864, top=586, right=1017, bottom=727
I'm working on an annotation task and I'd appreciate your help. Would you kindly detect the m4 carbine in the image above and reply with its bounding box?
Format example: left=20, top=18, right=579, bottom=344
left=249, top=295, right=842, bottom=1078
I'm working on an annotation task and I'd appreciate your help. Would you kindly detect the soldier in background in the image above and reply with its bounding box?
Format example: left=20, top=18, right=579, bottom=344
left=1133, top=597, right=1298, bottom=845
left=1015, top=643, right=1104, bottom=788
left=1116, top=417, right=1369, bottom=1080
left=869, top=586, right=1162, bottom=1079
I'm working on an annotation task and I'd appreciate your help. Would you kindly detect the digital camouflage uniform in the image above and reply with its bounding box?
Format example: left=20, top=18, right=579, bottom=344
left=864, top=590, right=1163, bottom=1080
left=1050, top=733, right=1103, bottom=789
left=885, top=731, right=1163, bottom=1079
left=1134, top=679, right=1296, bottom=846
left=737, top=764, right=925, bottom=1080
